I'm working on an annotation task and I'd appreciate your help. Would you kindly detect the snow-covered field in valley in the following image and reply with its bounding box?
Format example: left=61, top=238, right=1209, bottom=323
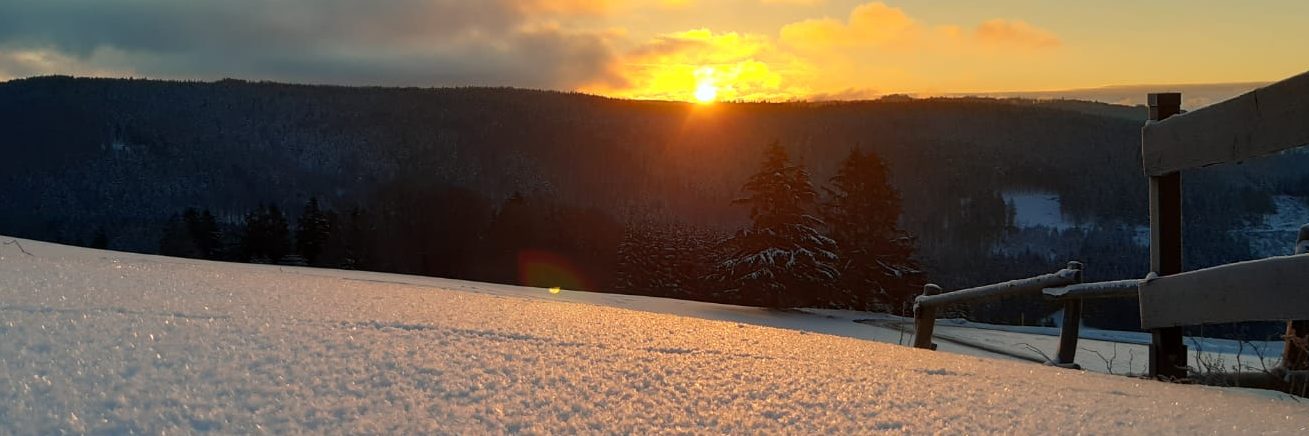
left=1, top=237, right=1306, bottom=433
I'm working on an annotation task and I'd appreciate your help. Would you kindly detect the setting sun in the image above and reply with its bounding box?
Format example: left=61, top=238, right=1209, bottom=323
left=693, top=66, right=720, bottom=103
left=694, top=81, right=718, bottom=103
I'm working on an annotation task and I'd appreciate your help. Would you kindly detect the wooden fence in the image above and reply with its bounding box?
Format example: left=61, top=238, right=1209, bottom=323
left=912, top=262, right=1084, bottom=366
left=910, top=69, right=1309, bottom=387
left=910, top=227, right=1307, bottom=388
left=1139, top=69, right=1309, bottom=379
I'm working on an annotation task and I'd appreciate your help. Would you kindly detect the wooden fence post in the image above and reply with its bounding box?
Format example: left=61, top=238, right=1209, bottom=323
left=1146, top=92, right=1188, bottom=380
left=1282, top=225, right=1309, bottom=373
left=913, top=284, right=942, bottom=350
left=1055, top=261, right=1084, bottom=366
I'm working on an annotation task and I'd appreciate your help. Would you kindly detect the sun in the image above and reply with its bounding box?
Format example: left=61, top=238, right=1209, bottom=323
left=693, top=66, right=719, bottom=103
left=694, top=80, right=718, bottom=104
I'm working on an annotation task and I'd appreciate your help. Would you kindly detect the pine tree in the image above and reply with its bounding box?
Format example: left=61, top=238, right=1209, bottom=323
left=160, top=214, right=200, bottom=258
left=89, top=227, right=108, bottom=249
left=822, top=148, right=921, bottom=311
left=336, top=206, right=373, bottom=270
left=613, top=221, right=653, bottom=295
left=265, top=205, right=291, bottom=263
left=713, top=141, right=838, bottom=308
left=296, top=197, right=332, bottom=265
left=241, top=204, right=291, bottom=263
left=614, top=219, right=700, bottom=299
left=183, top=208, right=223, bottom=260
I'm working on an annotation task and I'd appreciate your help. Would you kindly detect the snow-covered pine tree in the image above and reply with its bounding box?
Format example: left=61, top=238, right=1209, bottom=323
left=714, top=141, right=838, bottom=308
left=822, top=148, right=921, bottom=311
left=615, top=218, right=708, bottom=299
left=613, top=220, right=659, bottom=295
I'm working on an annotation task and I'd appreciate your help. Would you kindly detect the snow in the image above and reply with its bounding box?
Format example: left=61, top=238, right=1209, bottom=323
left=2, top=236, right=1307, bottom=433
left=1242, top=195, right=1309, bottom=257
left=909, top=317, right=1285, bottom=376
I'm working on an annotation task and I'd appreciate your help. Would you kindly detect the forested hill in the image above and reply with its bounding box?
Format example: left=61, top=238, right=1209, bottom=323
left=3, top=76, right=1305, bottom=326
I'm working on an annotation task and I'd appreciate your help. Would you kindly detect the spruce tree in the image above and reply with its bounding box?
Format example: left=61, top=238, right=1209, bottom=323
left=265, top=205, right=291, bottom=263
left=183, top=208, right=222, bottom=260
left=713, top=141, right=838, bottom=308
left=241, top=204, right=292, bottom=263
left=822, top=148, right=920, bottom=311
left=336, top=206, right=372, bottom=270
left=160, top=214, right=200, bottom=258
left=89, top=227, right=108, bottom=249
left=613, top=221, right=652, bottom=295
left=614, top=219, right=706, bottom=299
left=296, top=197, right=332, bottom=265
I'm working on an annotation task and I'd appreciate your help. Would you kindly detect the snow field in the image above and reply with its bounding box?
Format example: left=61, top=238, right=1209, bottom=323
left=1, top=237, right=1306, bottom=433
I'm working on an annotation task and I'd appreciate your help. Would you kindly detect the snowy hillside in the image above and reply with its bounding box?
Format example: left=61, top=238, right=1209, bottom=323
left=1, top=237, right=1305, bottom=433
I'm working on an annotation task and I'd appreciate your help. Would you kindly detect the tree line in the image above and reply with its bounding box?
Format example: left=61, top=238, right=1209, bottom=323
left=154, top=142, right=920, bottom=312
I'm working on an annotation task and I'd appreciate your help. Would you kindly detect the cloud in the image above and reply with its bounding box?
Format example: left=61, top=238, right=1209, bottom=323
left=0, top=47, right=133, bottom=81
left=587, top=29, right=813, bottom=101
left=0, top=0, right=1066, bottom=99
left=584, top=2, right=1064, bottom=102
left=780, top=2, right=919, bottom=50
left=780, top=2, right=1060, bottom=53
left=0, top=0, right=622, bottom=88
left=971, top=19, right=1061, bottom=49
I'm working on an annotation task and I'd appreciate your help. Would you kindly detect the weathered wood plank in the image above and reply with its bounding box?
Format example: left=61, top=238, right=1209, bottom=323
left=1146, top=93, right=1187, bottom=379
left=1142, top=70, right=1309, bottom=176
left=1140, top=254, right=1309, bottom=329
left=912, top=284, right=942, bottom=350
left=1054, top=263, right=1084, bottom=366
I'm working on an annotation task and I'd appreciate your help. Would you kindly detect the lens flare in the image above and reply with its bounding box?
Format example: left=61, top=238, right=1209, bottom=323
left=517, top=249, right=592, bottom=291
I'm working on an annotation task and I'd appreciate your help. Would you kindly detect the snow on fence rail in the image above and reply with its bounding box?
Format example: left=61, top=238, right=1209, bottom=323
left=912, top=261, right=1085, bottom=366
left=1041, top=280, right=1140, bottom=301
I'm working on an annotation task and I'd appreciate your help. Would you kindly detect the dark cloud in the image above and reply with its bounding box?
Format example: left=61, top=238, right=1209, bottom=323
left=0, top=0, right=621, bottom=89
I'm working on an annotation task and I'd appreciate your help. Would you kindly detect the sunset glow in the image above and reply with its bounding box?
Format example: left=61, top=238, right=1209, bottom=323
left=693, top=68, right=719, bottom=103
left=1, top=1, right=1305, bottom=104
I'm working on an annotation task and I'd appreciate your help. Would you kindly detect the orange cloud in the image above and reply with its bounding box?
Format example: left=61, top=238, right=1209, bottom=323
left=778, top=2, right=1062, bottom=54
left=780, top=2, right=919, bottom=50
left=522, top=0, right=695, bottom=15
left=585, top=29, right=813, bottom=102
left=579, top=2, right=1064, bottom=101
left=972, top=19, right=1061, bottom=49
left=520, top=0, right=614, bottom=15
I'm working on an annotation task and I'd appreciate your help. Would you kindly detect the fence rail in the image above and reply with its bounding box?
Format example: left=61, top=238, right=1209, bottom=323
left=1141, top=70, right=1309, bottom=176
left=1141, top=69, right=1309, bottom=379
left=1042, top=279, right=1140, bottom=301
left=912, top=261, right=1084, bottom=366
left=906, top=70, right=1309, bottom=389
left=1139, top=252, right=1309, bottom=329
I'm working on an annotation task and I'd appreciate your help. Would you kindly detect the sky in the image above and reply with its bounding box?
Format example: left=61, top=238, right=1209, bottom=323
left=0, top=0, right=1306, bottom=103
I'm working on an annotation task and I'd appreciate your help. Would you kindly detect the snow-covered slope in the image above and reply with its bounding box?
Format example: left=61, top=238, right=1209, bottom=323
left=1, top=237, right=1305, bottom=433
